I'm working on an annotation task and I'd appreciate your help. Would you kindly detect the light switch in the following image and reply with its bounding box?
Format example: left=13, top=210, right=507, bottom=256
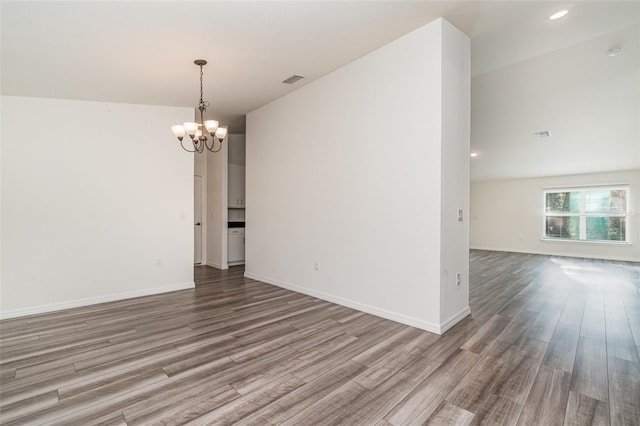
left=457, top=209, right=463, bottom=222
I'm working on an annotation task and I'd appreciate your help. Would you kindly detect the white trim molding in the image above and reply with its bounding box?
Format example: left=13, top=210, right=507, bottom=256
left=470, top=246, right=639, bottom=263
left=0, top=282, right=195, bottom=320
left=244, top=271, right=465, bottom=335
left=440, top=306, right=472, bottom=334
left=206, top=261, right=229, bottom=270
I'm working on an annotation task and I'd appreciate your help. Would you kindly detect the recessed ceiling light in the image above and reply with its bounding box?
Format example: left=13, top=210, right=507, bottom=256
left=608, top=47, right=623, bottom=57
left=549, top=10, right=568, bottom=20
left=470, top=152, right=478, bottom=157
left=534, top=130, right=551, bottom=139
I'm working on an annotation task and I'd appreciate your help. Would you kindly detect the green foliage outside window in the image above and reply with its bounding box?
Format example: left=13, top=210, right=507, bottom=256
left=544, top=187, right=628, bottom=243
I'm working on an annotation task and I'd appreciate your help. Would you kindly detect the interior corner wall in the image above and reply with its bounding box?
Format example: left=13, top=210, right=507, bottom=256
left=439, top=20, right=471, bottom=326
left=228, top=134, right=246, bottom=165
left=246, top=18, right=469, bottom=332
left=0, top=97, right=3, bottom=299
left=470, top=169, right=640, bottom=261
left=206, top=138, right=228, bottom=270
left=194, top=147, right=208, bottom=265
left=0, top=96, right=195, bottom=318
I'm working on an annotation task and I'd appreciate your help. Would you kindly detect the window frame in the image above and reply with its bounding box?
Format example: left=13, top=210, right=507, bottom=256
left=542, top=185, right=630, bottom=244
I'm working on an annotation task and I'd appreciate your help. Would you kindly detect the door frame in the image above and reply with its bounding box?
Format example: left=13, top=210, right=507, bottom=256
left=194, top=174, right=204, bottom=265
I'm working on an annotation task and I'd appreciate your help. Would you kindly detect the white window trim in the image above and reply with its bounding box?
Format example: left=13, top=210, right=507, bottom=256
left=541, top=238, right=631, bottom=246
left=542, top=185, right=630, bottom=244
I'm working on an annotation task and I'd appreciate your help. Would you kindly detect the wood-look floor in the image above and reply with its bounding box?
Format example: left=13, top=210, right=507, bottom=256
left=1, top=250, right=639, bottom=425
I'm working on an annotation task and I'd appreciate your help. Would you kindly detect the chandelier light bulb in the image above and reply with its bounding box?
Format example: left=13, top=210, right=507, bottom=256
left=183, top=122, right=199, bottom=138
left=171, top=125, right=185, bottom=141
left=215, top=127, right=228, bottom=141
left=204, top=120, right=219, bottom=135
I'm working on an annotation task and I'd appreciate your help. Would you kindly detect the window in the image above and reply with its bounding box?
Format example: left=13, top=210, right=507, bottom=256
left=544, top=186, right=629, bottom=243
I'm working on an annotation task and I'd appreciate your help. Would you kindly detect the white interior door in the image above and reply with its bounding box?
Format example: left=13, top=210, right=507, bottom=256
left=194, top=175, right=203, bottom=265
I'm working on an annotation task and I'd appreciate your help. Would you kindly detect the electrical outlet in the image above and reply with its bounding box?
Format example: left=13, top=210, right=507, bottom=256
left=456, top=272, right=461, bottom=286
left=156, top=258, right=164, bottom=267
left=457, top=209, right=463, bottom=222
left=314, top=261, right=319, bottom=271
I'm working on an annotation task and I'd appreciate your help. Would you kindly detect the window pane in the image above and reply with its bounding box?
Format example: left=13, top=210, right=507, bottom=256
left=585, top=189, right=627, bottom=214
left=586, top=217, right=626, bottom=241
left=545, top=216, right=580, bottom=239
left=546, top=192, right=581, bottom=213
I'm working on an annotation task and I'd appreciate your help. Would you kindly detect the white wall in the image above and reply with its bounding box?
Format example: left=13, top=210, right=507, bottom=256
left=471, top=170, right=640, bottom=261
left=439, top=22, right=471, bottom=325
left=206, top=139, right=228, bottom=269
left=1, top=96, right=195, bottom=318
left=194, top=149, right=207, bottom=265
left=246, top=19, right=470, bottom=333
left=228, top=134, right=246, bottom=166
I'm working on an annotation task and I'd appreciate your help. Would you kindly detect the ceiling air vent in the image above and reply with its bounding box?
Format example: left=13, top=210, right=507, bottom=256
left=533, top=130, right=551, bottom=139
left=282, top=75, right=305, bottom=84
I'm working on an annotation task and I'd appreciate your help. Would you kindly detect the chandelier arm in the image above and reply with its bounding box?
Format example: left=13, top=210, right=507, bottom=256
left=195, top=139, right=205, bottom=154
left=207, top=138, right=224, bottom=153
left=179, top=139, right=196, bottom=153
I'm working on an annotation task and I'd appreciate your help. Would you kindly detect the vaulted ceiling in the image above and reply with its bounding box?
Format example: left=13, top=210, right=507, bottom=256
left=2, top=1, right=638, bottom=180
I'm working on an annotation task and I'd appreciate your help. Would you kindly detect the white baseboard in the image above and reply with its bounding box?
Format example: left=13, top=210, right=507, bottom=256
left=0, top=281, right=195, bottom=320
left=244, top=271, right=464, bottom=335
left=440, top=306, right=471, bottom=333
left=470, top=246, right=639, bottom=262
left=206, top=261, right=229, bottom=270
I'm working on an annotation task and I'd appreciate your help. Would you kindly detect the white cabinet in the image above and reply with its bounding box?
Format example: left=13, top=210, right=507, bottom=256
left=228, top=164, right=246, bottom=208
left=228, top=228, right=245, bottom=264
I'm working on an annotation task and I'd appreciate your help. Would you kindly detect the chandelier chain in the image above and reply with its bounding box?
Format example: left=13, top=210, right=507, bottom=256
left=199, top=65, right=204, bottom=107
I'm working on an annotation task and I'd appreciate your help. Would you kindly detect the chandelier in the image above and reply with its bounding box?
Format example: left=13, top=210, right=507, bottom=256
left=171, top=59, right=228, bottom=153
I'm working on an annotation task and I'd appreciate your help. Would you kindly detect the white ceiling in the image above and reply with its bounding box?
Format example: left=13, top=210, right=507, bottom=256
left=2, top=1, right=639, bottom=180
left=472, top=23, right=639, bottom=181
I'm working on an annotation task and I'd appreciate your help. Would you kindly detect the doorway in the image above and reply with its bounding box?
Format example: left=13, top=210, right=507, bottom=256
left=194, top=175, right=203, bottom=265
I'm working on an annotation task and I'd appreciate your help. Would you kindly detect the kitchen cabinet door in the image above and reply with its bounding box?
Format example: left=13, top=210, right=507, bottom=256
left=228, top=164, right=246, bottom=208
left=228, top=231, right=245, bottom=263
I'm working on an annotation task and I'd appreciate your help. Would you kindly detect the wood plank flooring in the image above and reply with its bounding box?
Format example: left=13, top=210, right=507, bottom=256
left=1, top=250, right=639, bottom=425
